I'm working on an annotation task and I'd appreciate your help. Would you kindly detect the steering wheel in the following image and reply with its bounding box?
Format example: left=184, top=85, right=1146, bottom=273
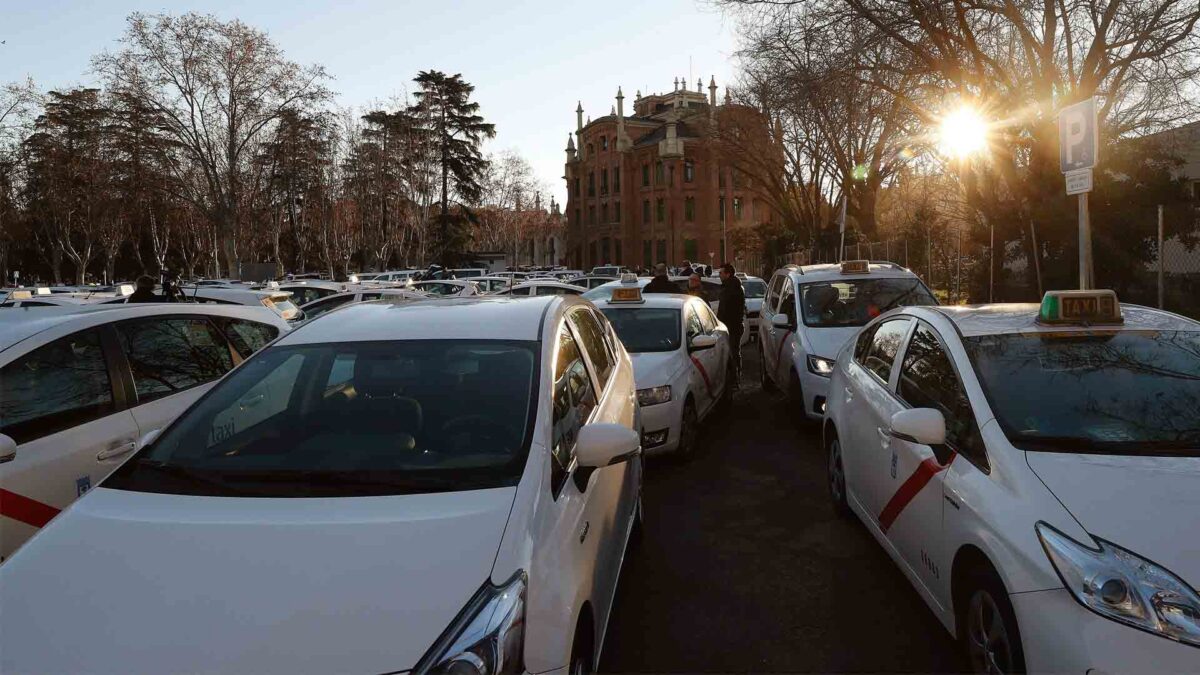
left=441, top=415, right=518, bottom=452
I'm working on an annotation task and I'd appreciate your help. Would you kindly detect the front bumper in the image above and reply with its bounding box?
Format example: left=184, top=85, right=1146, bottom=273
left=797, top=367, right=831, bottom=420
left=1011, top=587, right=1200, bottom=673
left=640, top=395, right=683, bottom=455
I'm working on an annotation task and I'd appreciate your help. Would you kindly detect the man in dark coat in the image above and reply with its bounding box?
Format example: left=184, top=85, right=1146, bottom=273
left=643, top=263, right=677, bottom=294
left=717, top=263, right=746, bottom=385
left=128, top=275, right=158, bottom=303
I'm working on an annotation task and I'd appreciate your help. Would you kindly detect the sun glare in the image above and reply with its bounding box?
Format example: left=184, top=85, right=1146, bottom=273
left=938, top=106, right=988, bottom=159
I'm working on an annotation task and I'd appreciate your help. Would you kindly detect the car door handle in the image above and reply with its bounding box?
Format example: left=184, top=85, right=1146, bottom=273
left=877, top=427, right=892, bottom=448
left=97, top=441, right=137, bottom=461
left=844, top=387, right=854, bottom=404
left=240, top=394, right=265, bottom=409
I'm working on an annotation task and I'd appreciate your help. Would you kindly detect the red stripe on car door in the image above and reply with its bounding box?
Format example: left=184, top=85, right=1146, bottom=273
left=877, top=453, right=955, bottom=534
left=690, top=356, right=714, bottom=397
left=0, top=489, right=61, bottom=529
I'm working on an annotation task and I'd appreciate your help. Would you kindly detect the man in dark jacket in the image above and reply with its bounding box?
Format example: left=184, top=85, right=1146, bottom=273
left=643, top=263, right=677, bottom=294
left=717, top=263, right=746, bottom=385
left=128, top=275, right=158, bottom=303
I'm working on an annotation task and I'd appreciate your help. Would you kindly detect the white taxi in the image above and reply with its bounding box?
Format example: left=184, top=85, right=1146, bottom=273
left=592, top=282, right=732, bottom=456
left=0, top=304, right=288, bottom=562
left=0, top=295, right=643, bottom=675
left=824, top=290, right=1200, bottom=673
left=759, top=261, right=936, bottom=420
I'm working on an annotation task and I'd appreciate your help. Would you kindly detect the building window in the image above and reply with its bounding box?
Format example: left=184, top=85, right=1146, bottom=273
left=575, top=208, right=581, bottom=226
left=642, top=199, right=650, bottom=224
left=656, top=198, right=665, bottom=223
left=655, top=161, right=664, bottom=185
left=601, top=136, right=608, bottom=151
left=684, top=238, right=698, bottom=262
left=643, top=240, right=652, bottom=266
left=601, top=237, right=610, bottom=261
left=588, top=172, right=595, bottom=197
left=731, top=167, right=743, bottom=188
left=574, top=178, right=580, bottom=197
left=601, top=169, right=608, bottom=195
left=615, top=239, right=622, bottom=263
left=733, top=197, right=743, bottom=220
left=685, top=197, right=695, bottom=222
left=669, top=165, right=675, bottom=186
left=601, top=203, right=608, bottom=223
left=656, top=239, right=667, bottom=263
left=684, top=160, right=695, bottom=183
left=613, top=167, right=620, bottom=191
left=614, top=201, right=621, bottom=223
left=589, top=205, right=596, bottom=225
left=642, top=164, right=650, bottom=187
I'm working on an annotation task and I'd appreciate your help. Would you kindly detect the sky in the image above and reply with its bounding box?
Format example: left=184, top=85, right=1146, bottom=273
left=0, top=0, right=743, bottom=206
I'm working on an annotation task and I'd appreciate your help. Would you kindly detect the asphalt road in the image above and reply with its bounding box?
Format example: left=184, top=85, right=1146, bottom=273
left=599, top=343, right=965, bottom=673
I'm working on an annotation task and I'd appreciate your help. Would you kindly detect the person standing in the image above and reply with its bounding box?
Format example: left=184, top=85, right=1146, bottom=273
left=128, top=275, right=158, bottom=303
left=686, top=273, right=704, bottom=298
left=644, top=262, right=676, bottom=294
left=717, top=263, right=746, bottom=386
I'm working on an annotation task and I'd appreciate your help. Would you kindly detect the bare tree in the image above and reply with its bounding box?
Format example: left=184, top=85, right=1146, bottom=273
left=95, top=12, right=331, bottom=278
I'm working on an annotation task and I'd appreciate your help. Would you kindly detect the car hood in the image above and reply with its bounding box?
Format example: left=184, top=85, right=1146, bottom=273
left=631, top=350, right=683, bottom=388
left=801, top=326, right=860, bottom=360
left=0, top=486, right=517, bottom=674
left=1027, top=452, right=1200, bottom=587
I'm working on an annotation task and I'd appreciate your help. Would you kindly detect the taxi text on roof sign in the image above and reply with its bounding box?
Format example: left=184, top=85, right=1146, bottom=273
left=610, top=286, right=644, bottom=303
left=841, top=260, right=870, bottom=275
left=1038, top=289, right=1123, bottom=325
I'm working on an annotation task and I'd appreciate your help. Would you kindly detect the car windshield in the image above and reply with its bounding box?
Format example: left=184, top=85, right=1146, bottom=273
left=105, top=340, right=539, bottom=497
left=600, top=308, right=681, bottom=353
left=963, top=330, right=1200, bottom=455
left=800, top=278, right=936, bottom=327
left=743, top=280, right=766, bottom=299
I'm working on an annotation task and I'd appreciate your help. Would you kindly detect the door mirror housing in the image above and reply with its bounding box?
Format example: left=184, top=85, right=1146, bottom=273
left=575, top=423, right=641, bottom=468
left=771, top=313, right=794, bottom=329
left=889, top=408, right=947, bottom=446
left=0, top=433, right=16, bottom=464
left=688, top=334, right=718, bottom=352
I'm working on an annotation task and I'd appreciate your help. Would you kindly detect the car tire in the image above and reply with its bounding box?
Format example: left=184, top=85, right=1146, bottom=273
left=827, top=430, right=850, bottom=517
left=960, top=567, right=1026, bottom=674
left=758, top=340, right=776, bottom=393
left=677, top=398, right=699, bottom=459
left=570, top=621, right=594, bottom=675
left=787, top=371, right=805, bottom=424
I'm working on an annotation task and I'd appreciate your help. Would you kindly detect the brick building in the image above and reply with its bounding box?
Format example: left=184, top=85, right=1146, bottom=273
left=563, top=77, right=776, bottom=271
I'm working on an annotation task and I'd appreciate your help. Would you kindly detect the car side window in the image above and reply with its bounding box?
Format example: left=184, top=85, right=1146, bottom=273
left=862, top=319, right=910, bottom=384
left=767, top=274, right=787, bottom=311
left=220, top=319, right=279, bottom=358
left=697, top=302, right=718, bottom=333
left=854, top=324, right=877, bottom=362
left=570, top=309, right=614, bottom=390
left=304, top=294, right=353, bottom=319
left=510, top=286, right=532, bottom=296
left=116, top=318, right=235, bottom=404
left=778, top=282, right=797, bottom=325
left=550, top=323, right=597, bottom=494
left=0, top=329, right=116, bottom=444
left=897, top=325, right=987, bottom=467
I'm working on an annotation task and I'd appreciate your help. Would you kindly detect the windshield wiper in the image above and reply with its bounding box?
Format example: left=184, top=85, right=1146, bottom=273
left=132, top=460, right=250, bottom=495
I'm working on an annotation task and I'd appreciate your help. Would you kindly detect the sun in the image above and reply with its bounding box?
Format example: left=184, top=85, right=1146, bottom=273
left=938, top=106, right=988, bottom=159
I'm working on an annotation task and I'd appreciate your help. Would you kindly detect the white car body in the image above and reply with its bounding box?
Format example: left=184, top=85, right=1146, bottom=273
left=758, top=262, right=936, bottom=420
left=412, top=279, right=481, bottom=297
left=494, top=280, right=586, bottom=297
left=824, top=299, right=1200, bottom=672
left=592, top=290, right=731, bottom=455
left=739, top=276, right=767, bottom=337
left=297, top=288, right=428, bottom=322
left=274, top=280, right=348, bottom=306
left=584, top=277, right=751, bottom=349
left=0, top=304, right=288, bottom=562
left=568, top=274, right=619, bottom=290
left=0, top=296, right=643, bottom=675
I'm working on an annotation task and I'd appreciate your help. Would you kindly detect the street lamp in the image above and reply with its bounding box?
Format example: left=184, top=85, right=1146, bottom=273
left=937, top=104, right=994, bottom=302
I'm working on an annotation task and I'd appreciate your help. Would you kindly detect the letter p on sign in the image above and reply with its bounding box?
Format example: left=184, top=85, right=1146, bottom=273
left=1059, top=98, right=1098, bottom=173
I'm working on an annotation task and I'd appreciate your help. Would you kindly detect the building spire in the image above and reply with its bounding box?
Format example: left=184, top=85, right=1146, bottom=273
left=575, top=101, right=583, bottom=133
left=673, top=77, right=678, bottom=91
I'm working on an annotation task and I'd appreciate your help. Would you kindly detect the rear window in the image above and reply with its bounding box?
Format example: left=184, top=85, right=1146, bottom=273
left=743, top=280, right=767, bottom=299
left=800, top=278, right=936, bottom=327
left=600, top=308, right=681, bottom=353
left=965, top=330, right=1200, bottom=455
left=106, top=340, right=540, bottom=497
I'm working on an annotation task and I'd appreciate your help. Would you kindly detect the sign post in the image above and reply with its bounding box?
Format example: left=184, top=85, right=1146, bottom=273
left=1059, top=98, right=1099, bottom=289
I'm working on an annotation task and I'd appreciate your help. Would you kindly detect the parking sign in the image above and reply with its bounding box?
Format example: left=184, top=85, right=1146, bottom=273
left=1059, top=98, right=1098, bottom=173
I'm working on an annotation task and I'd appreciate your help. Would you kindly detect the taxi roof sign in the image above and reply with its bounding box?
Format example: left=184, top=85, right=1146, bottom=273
left=610, top=286, right=644, bottom=303
left=1038, top=289, right=1123, bottom=325
left=11, top=290, right=32, bottom=299
left=619, top=272, right=639, bottom=284
left=840, top=260, right=870, bottom=275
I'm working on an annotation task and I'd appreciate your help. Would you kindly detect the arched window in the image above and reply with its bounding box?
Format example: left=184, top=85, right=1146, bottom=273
left=600, top=136, right=608, bottom=151
left=586, top=143, right=594, bottom=158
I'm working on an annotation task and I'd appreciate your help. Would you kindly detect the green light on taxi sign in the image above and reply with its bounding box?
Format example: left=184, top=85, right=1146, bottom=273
left=1037, top=290, right=1122, bottom=325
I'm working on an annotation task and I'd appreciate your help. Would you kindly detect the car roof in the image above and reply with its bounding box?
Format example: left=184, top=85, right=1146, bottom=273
left=915, top=302, right=1200, bottom=337
left=0, top=303, right=287, bottom=353
left=279, top=280, right=344, bottom=291
left=591, top=291, right=699, bottom=310
left=281, top=296, right=557, bottom=345
left=777, top=262, right=918, bottom=283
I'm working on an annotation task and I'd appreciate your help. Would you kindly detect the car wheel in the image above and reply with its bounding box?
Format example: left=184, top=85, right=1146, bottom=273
left=827, top=432, right=850, bottom=517
left=570, top=623, right=594, bottom=675
left=758, top=340, right=776, bottom=392
left=961, top=568, right=1026, bottom=674
left=677, top=399, right=699, bottom=458
left=787, top=371, right=805, bottom=423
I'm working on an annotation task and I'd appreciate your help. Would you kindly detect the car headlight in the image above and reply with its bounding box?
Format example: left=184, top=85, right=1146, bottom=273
left=807, top=355, right=835, bottom=377
left=1036, top=522, right=1200, bottom=647
left=414, top=572, right=527, bottom=675
left=637, top=385, right=672, bottom=407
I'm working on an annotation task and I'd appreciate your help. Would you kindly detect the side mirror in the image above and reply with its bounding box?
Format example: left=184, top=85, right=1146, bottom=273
left=688, top=334, right=718, bottom=351
left=138, top=429, right=161, bottom=449
left=889, top=408, right=946, bottom=446
left=771, top=313, right=794, bottom=329
left=576, top=423, right=641, bottom=468
left=0, top=433, right=16, bottom=464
